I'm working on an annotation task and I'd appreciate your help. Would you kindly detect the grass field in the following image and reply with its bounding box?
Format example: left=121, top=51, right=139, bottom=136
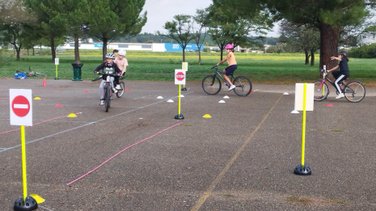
left=1, top=50, right=375, bottom=85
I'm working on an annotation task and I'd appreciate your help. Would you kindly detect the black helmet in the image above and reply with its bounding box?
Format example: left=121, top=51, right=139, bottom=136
left=339, top=50, right=347, bottom=57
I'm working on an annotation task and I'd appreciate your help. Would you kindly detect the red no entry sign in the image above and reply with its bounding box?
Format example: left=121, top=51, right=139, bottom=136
left=9, top=89, right=33, bottom=126
left=12, top=95, right=30, bottom=117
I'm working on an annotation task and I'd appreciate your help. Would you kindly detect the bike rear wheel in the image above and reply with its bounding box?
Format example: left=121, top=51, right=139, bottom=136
left=202, top=75, right=221, bottom=95
left=116, top=81, right=125, bottom=98
left=104, top=85, right=111, bottom=112
left=314, top=80, right=329, bottom=101
left=233, top=76, right=252, bottom=96
left=344, top=81, right=366, bottom=103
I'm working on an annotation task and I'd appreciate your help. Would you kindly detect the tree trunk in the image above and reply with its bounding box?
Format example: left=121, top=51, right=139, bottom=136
left=102, top=36, right=108, bottom=61
left=310, top=48, right=315, bottom=66
left=304, top=49, right=309, bottom=65
left=15, top=46, right=21, bottom=61
left=50, top=36, right=56, bottom=63
left=319, top=23, right=341, bottom=70
left=74, top=34, right=81, bottom=64
left=198, top=49, right=202, bottom=64
left=182, top=47, right=186, bottom=62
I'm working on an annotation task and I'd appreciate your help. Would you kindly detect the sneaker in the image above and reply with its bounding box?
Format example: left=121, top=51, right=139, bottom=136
left=112, top=87, right=118, bottom=93
left=228, top=85, right=236, bottom=91
left=336, top=93, right=345, bottom=99
left=99, top=100, right=104, bottom=105
left=115, top=84, right=121, bottom=89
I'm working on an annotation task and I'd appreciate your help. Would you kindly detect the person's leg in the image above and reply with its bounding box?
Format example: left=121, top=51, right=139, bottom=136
left=223, top=74, right=233, bottom=86
left=224, top=65, right=237, bottom=90
left=335, top=74, right=346, bottom=94
left=99, top=80, right=105, bottom=104
left=335, top=74, right=346, bottom=99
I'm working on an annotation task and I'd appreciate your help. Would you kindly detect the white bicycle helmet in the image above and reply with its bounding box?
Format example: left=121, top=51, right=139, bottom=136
left=118, top=50, right=126, bottom=56
left=105, top=53, right=115, bottom=59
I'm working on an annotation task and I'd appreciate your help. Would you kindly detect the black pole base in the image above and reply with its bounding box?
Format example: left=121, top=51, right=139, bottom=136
left=181, top=87, right=187, bottom=91
left=174, top=114, right=184, bottom=120
left=294, top=164, right=312, bottom=176
left=14, top=196, right=38, bottom=211
left=54, top=77, right=59, bottom=80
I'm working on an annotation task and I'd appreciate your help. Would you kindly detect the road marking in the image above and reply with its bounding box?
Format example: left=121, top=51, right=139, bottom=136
left=66, top=121, right=183, bottom=186
left=191, top=95, right=283, bottom=211
left=0, top=95, right=188, bottom=154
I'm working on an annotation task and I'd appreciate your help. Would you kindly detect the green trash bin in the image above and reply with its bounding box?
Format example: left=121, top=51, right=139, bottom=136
left=72, top=63, right=83, bottom=81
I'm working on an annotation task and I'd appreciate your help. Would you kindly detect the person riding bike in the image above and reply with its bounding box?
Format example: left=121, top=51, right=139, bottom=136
left=114, top=50, right=128, bottom=89
left=217, top=43, right=237, bottom=91
left=94, top=53, right=122, bottom=105
left=327, top=51, right=350, bottom=99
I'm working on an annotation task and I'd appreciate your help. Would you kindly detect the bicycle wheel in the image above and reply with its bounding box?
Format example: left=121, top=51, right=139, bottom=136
left=233, top=76, right=252, bottom=96
left=314, top=80, right=329, bottom=101
left=104, top=85, right=111, bottom=112
left=202, top=75, right=221, bottom=95
left=116, top=81, right=125, bottom=98
left=344, top=81, right=366, bottom=103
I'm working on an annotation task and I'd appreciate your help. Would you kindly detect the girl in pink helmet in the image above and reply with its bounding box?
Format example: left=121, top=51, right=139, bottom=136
left=217, top=43, right=237, bottom=91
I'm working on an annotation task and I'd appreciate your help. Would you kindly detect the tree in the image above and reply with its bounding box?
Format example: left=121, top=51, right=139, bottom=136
left=193, top=9, right=209, bottom=64
left=24, top=0, right=69, bottom=62
left=265, top=0, right=375, bottom=69
left=163, top=15, right=194, bottom=62
left=0, top=0, right=37, bottom=60
left=279, top=20, right=320, bottom=65
left=208, top=0, right=272, bottom=60
left=216, top=0, right=375, bottom=69
left=84, top=0, right=147, bottom=59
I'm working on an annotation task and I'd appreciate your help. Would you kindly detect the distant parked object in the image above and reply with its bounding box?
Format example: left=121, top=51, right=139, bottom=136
left=57, top=42, right=204, bottom=53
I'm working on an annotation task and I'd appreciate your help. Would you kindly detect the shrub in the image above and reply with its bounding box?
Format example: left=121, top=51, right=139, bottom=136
left=349, top=43, right=376, bottom=58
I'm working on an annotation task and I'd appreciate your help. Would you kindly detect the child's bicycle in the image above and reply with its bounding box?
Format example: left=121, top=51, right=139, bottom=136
left=93, top=73, right=125, bottom=98
left=97, top=68, right=125, bottom=112
left=202, top=65, right=252, bottom=96
left=314, top=67, right=366, bottom=103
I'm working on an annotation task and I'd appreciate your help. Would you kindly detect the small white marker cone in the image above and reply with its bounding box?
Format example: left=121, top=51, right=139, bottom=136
left=291, top=110, right=299, bottom=114
left=167, top=99, right=174, bottom=103
left=223, top=95, right=230, bottom=99
left=283, top=92, right=289, bottom=96
left=180, top=95, right=185, bottom=98
left=218, top=100, right=226, bottom=104
left=157, top=96, right=164, bottom=99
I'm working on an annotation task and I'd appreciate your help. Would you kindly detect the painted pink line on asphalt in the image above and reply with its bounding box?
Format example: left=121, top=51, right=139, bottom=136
left=0, top=112, right=81, bottom=135
left=66, top=121, right=183, bottom=186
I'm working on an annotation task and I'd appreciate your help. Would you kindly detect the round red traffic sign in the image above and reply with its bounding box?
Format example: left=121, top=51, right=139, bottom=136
left=176, top=71, right=185, bottom=81
left=12, top=95, right=30, bottom=117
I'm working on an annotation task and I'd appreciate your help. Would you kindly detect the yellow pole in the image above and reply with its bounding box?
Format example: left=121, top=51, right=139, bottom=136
left=178, top=84, right=181, bottom=115
left=301, top=83, right=307, bottom=167
left=20, top=125, right=28, bottom=200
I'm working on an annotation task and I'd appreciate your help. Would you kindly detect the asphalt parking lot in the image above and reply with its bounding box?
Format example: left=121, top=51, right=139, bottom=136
left=0, top=78, right=375, bottom=211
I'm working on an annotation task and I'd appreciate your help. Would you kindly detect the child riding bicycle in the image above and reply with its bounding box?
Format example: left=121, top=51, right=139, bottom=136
left=94, top=53, right=122, bottom=105
left=327, top=51, right=350, bottom=99
left=217, top=43, right=237, bottom=91
left=114, top=50, right=128, bottom=89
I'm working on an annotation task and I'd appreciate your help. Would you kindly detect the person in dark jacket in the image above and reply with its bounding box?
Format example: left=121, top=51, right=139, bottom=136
left=327, top=51, right=350, bottom=99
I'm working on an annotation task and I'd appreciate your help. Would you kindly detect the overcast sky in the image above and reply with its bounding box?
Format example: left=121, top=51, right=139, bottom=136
left=141, top=0, right=279, bottom=36
left=141, top=0, right=212, bottom=33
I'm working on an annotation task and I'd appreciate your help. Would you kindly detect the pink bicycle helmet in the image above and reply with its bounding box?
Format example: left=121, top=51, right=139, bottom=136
left=225, top=43, right=234, bottom=49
